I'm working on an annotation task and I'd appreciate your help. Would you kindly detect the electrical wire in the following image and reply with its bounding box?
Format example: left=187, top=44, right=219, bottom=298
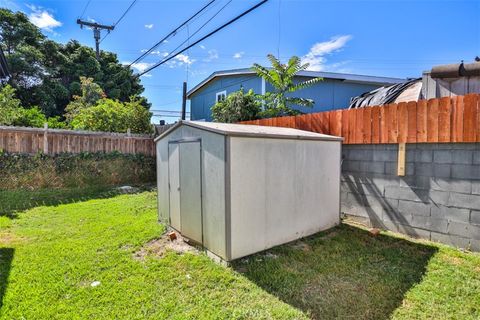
left=137, top=0, right=269, bottom=77
left=128, top=0, right=217, bottom=67
left=80, top=0, right=92, bottom=19
left=150, top=110, right=190, bottom=113
left=145, top=0, right=232, bottom=75
left=100, top=0, right=138, bottom=43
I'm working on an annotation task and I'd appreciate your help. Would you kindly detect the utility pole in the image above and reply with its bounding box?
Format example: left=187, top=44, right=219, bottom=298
left=76, top=19, right=114, bottom=60
left=181, top=82, right=187, bottom=120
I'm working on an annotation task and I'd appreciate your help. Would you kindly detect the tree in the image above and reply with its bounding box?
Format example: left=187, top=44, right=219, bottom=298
left=0, top=84, right=22, bottom=124
left=0, top=84, right=65, bottom=128
left=64, top=77, right=105, bottom=121
left=252, top=54, right=322, bottom=117
left=70, top=97, right=153, bottom=134
left=211, top=88, right=261, bottom=123
left=0, top=8, right=149, bottom=117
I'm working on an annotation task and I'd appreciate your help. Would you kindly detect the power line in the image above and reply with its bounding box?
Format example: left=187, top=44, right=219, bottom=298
left=100, top=0, right=138, bottom=43
left=128, top=0, right=217, bottom=67
left=80, top=0, right=92, bottom=19
left=151, top=114, right=184, bottom=118
left=151, top=109, right=190, bottom=113
left=137, top=0, right=270, bottom=77
left=150, top=0, right=232, bottom=72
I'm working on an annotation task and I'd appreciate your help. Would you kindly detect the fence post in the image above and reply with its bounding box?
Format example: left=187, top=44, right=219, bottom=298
left=43, top=123, right=48, bottom=154
left=127, top=128, right=131, bottom=154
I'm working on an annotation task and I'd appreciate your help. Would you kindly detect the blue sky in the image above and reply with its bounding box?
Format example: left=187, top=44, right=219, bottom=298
left=2, top=0, right=480, bottom=123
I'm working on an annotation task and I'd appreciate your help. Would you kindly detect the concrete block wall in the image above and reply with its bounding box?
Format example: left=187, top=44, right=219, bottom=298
left=341, top=143, right=480, bottom=251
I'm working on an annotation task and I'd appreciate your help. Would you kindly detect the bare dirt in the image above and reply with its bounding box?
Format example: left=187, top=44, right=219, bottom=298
left=133, top=231, right=198, bottom=261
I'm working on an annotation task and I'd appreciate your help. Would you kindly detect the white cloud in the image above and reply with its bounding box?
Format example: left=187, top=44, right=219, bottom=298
left=203, top=49, right=219, bottom=62
left=301, top=35, right=352, bottom=71
left=150, top=50, right=169, bottom=57
left=123, top=61, right=154, bottom=73
left=199, top=45, right=206, bottom=50
left=27, top=5, right=62, bottom=32
left=145, top=24, right=154, bottom=29
left=175, top=54, right=195, bottom=65
left=164, top=54, right=196, bottom=68
left=233, top=51, right=244, bottom=59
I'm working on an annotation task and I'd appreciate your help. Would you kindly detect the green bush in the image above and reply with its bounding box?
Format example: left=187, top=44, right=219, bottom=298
left=211, top=88, right=261, bottom=123
left=0, top=151, right=156, bottom=190
left=0, top=85, right=67, bottom=128
left=70, top=96, right=153, bottom=134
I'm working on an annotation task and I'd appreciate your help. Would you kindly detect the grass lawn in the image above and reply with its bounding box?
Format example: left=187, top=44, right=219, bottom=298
left=0, top=189, right=479, bottom=319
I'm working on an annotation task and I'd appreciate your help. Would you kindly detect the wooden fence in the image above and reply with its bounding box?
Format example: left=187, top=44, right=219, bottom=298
left=0, top=125, right=155, bottom=156
left=241, top=94, right=480, bottom=144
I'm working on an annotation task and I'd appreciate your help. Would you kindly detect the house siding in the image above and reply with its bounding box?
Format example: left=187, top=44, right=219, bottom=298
left=190, top=74, right=390, bottom=121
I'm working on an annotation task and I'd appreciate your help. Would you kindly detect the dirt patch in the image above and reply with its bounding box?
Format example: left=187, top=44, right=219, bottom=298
left=319, top=230, right=339, bottom=240
left=134, top=231, right=198, bottom=261
left=290, top=241, right=312, bottom=252
left=441, top=254, right=465, bottom=266
left=0, top=232, right=28, bottom=245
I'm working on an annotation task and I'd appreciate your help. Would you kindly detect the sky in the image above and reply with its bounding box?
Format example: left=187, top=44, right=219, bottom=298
left=1, top=0, right=479, bottom=123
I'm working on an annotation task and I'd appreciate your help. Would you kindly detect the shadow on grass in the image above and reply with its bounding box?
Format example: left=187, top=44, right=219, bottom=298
left=0, top=185, right=155, bottom=219
left=0, top=248, right=14, bottom=309
left=232, top=223, right=438, bottom=320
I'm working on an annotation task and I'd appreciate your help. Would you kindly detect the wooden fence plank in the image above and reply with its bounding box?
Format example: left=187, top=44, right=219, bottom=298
left=311, top=112, right=328, bottom=133
left=363, top=107, right=372, bottom=143
left=438, top=97, right=452, bottom=142
left=329, top=110, right=342, bottom=137
left=341, top=110, right=350, bottom=143
left=417, top=99, right=428, bottom=142
left=406, top=101, right=417, bottom=143
left=371, top=106, right=380, bottom=144
left=296, top=114, right=312, bottom=131
left=463, top=94, right=477, bottom=142
left=387, top=104, right=398, bottom=143
left=380, top=106, right=388, bottom=143
left=397, top=102, right=408, bottom=143
left=427, top=98, right=439, bottom=143
left=451, top=96, right=464, bottom=142
left=354, top=108, right=364, bottom=144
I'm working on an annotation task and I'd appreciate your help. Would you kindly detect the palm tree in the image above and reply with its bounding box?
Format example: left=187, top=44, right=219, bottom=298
left=252, top=54, right=322, bottom=117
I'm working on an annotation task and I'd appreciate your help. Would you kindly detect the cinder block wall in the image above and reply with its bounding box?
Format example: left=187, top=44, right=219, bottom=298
left=341, top=143, right=480, bottom=251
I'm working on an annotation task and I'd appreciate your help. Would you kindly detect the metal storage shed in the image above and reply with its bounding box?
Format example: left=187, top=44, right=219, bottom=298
left=155, top=121, right=343, bottom=261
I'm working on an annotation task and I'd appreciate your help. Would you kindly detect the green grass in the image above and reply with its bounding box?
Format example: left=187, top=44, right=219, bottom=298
left=0, top=189, right=479, bottom=319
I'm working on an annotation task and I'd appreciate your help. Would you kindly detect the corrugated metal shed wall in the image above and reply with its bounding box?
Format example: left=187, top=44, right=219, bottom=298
left=156, top=125, right=227, bottom=258
left=422, top=73, right=480, bottom=99
left=228, top=137, right=341, bottom=260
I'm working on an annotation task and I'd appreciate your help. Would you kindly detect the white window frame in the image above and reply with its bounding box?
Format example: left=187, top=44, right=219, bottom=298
left=216, top=90, right=227, bottom=103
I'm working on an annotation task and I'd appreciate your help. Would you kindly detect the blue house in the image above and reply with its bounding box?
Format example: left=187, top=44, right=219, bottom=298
left=187, top=68, right=405, bottom=121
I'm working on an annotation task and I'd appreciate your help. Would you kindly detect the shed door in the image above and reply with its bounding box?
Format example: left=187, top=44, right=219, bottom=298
left=179, top=141, right=202, bottom=244
left=168, top=143, right=181, bottom=231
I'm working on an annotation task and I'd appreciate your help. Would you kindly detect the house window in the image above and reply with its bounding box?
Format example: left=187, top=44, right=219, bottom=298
left=216, top=91, right=227, bottom=103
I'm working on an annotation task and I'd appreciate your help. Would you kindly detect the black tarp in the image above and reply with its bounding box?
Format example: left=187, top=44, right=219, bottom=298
left=349, top=78, right=421, bottom=109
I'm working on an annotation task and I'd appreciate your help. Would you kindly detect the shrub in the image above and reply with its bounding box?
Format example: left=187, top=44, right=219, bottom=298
left=211, top=88, right=261, bottom=123
left=70, top=96, right=153, bottom=134
left=0, top=151, right=156, bottom=190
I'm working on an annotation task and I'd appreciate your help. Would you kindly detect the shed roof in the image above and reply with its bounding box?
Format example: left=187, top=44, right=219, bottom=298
left=155, top=121, right=343, bottom=142
left=187, top=68, right=406, bottom=98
